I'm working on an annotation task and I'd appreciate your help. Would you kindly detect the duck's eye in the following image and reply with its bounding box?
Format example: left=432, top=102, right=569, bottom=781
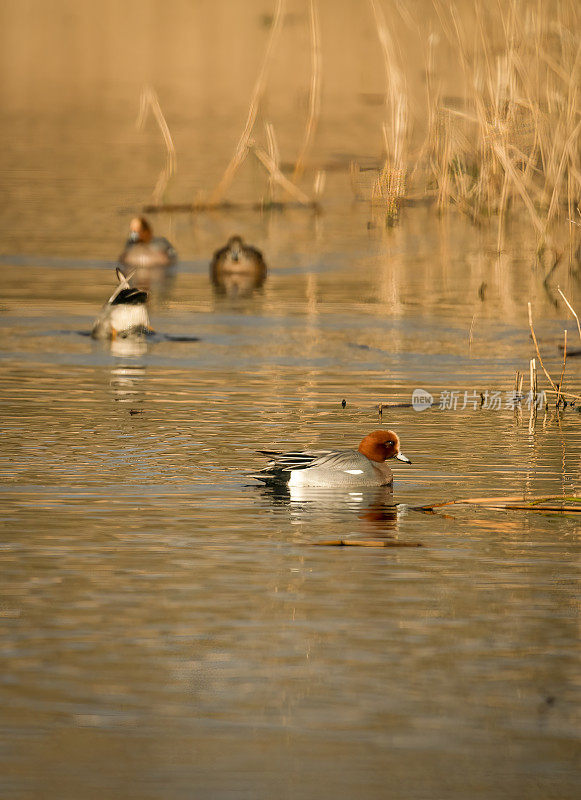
left=386, top=440, right=394, bottom=447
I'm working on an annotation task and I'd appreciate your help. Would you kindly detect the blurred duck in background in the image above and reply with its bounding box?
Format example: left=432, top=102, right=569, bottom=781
left=91, top=268, right=151, bottom=340
left=119, top=216, right=177, bottom=289
left=210, top=235, right=267, bottom=297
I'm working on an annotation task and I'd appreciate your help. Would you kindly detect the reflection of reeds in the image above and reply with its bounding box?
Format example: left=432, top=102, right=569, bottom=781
left=137, top=86, right=177, bottom=204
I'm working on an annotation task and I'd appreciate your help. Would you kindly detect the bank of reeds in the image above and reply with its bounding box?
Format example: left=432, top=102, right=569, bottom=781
left=525, top=292, right=581, bottom=415
left=142, top=0, right=579, bottom=242
left=376, top=0, right=581, bottom=243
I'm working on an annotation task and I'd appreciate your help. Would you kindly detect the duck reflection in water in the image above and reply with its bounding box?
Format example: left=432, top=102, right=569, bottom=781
left=257, top=484, right=399, bottom=536
left=119, top=216, right=177, bottom=292
left=210, top=235, right=267, bottom=297
left=109, top=362, right=147, bottom=405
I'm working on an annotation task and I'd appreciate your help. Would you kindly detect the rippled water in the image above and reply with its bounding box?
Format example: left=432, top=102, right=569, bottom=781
left=2, top=3, right=581, bottom=798
left=2, top=206, right=580, bottom=799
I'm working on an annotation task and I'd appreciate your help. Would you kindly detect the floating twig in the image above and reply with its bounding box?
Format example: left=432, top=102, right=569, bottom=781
left=417, top=495, right=581, bottom=513
left=308, top=539, right=423, bottom=548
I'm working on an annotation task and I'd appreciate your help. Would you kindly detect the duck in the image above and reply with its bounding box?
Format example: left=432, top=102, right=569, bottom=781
left=250, top=429, right=411, bottom=488
left=91, top=267, right=151, bottom=340
left=210, top=235, right=267, bottom=295
left=119, top=216, right=177, bottom=288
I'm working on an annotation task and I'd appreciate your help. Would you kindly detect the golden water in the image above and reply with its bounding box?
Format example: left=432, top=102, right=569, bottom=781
left=1, top=3, right=580, bottom=798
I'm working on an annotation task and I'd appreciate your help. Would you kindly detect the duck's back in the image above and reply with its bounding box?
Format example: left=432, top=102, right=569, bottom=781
left=287, top=449, right=393, bottom=487
left=120, top=237, right=176, bottom=270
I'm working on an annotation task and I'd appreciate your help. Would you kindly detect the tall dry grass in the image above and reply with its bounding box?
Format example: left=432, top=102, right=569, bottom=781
left=142, top=0, right=578, bottom=239
left=417, top=0, right=580, bottom=244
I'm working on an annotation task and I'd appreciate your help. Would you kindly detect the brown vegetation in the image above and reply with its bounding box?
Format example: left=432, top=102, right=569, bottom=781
left=141, top=0, right=580, bottom=248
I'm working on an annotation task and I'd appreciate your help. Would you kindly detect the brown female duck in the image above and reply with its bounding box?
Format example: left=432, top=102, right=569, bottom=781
left=119, top=216, right=177, bottom=288
left=210, top=235, right=267, bottom=295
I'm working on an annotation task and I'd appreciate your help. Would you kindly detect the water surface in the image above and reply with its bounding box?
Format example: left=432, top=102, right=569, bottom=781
left=1, top=3, right=580, bottom=798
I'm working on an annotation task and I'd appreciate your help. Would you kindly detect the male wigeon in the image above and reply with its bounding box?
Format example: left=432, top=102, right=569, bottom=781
left=210, top=235, right=267, bottom=295
left=91, top=267, right=151, bottom=339
left=250, top=430, right=411, bottom=487
left=119, top=216, right=177, bottom=288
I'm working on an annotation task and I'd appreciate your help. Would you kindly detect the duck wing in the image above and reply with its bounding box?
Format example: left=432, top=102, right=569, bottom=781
left=250, top=448, right=361, bottom=483
left=152, top=237, right=178, bottom=263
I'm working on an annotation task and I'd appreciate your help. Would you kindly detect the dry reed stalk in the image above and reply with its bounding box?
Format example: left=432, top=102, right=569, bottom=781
left=137, top=86, right=177, bottom=204
left=556, top=329, right=568, bottom=407
left=209, top=0, right=285, bottom=204
left=264, top=121, right=280, bottom=202
left=546, top=118, right=581, bottom=227
left=369, top=0, right=408, bottom=207
left=497, top=170, right=510, bottom=252
left=292, top=0, right=321, bottom=181
left=250, top=141, right=312, bottom=204
left=419, top=496, right=581, bottom=513
left=491, top=141, right=545, bottom=237
left=423, top=0, right=580, bottom=228
left=411, top=31, right=440, bottom=187
left=313, top=169, right=326, bottom=200
left=526, top=303, right=581, bottom=403
left=528, top=356, right=538, bottom=432
left=528, top=301, right=559, bottom=394
left=437, top=113, right=453, bottom=210
left=557, top=286, right=581, bottom=341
